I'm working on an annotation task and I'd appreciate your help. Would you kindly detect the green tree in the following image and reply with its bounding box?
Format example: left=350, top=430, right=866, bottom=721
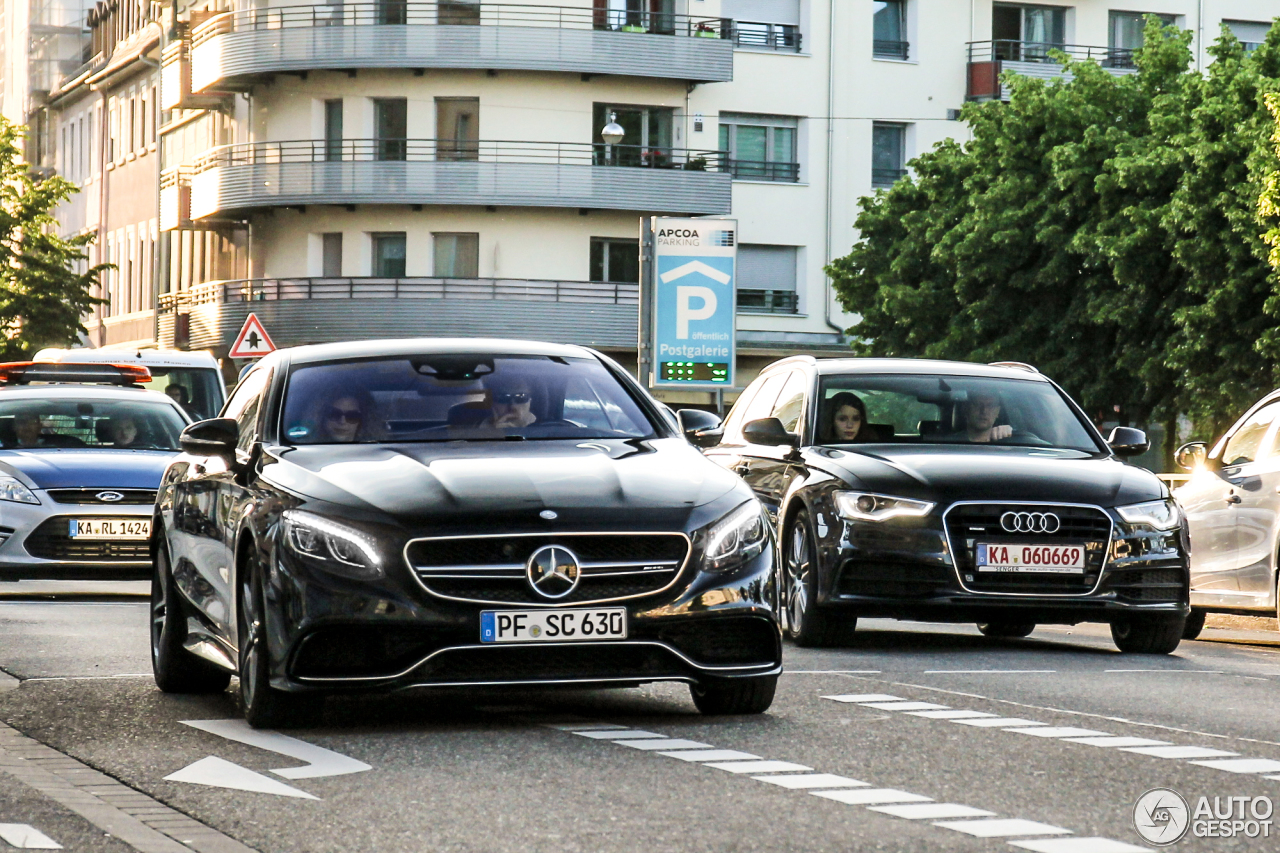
left=0, top=116, right=108, bottom=359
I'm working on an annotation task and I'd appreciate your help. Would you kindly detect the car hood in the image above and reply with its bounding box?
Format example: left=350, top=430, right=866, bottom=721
left=0, top=449, right=175, bottom=490
left=264, top=438, right=745, bottom=528
left=808, top=444, right=1164, bottom=507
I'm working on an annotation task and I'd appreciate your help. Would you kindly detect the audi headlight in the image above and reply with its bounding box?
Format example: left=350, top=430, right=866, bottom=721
left=703, top=500, right=767, bottom=572
left=0, top=476, right=39, bottom=505
left=834, top=491, right=933, bottom=522
left=1116, top=499, right=1179, bottom=531
left=281, top=511, right=383, bottom=579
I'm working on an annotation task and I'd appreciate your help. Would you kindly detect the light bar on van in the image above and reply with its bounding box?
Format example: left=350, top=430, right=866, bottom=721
left=0, top=362, right=152, bottom=386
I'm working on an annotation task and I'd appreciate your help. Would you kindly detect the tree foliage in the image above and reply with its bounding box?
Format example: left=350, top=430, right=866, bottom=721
left=831, top=18, right=1280, bottom=440
left=0, top=116, right=108, bottom=359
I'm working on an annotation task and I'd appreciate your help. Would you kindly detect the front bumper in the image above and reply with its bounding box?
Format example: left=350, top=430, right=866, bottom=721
left=0, top=497, right=153, bottom=581
left=263, top=539, right=780, bottom=693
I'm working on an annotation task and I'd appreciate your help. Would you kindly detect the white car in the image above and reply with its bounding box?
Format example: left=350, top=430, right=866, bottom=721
left=34, top=348, right=226, bottom=421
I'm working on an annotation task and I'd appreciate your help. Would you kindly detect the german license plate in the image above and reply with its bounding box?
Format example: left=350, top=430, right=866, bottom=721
left=976, top=543, right=1085, bottom=574
left=68, top=518, right=151, bottom=540
left=480, top=608, right=627, bottom=644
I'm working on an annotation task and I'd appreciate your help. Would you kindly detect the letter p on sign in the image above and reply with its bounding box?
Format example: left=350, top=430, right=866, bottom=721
left=676, top=286, right=717, bottom=339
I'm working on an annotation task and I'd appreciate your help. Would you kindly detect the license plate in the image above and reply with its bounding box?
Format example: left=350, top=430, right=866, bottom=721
left=480, top=608, right=627, bottom=644
left=68, top=518, right=151, bottom=540
left=976, top=543, right=1085, bottom=574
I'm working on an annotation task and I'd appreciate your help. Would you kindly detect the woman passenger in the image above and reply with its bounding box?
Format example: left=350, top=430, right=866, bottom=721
left=826, top=392, right=875, bottom=443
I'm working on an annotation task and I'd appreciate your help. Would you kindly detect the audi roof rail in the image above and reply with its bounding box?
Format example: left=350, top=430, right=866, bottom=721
left=0, top=362, right=152, bottom=386
left=987, top=361, right=1039, bottom=374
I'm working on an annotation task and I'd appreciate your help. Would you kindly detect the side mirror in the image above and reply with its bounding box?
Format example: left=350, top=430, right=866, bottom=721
left=180, top=418, right=239, bottom=458
left=744, top=417, right=800, bottom=448
left=1174, top=441, right=1208, bottom=471
left=1107, top=426, right=1149, bottom=458
left=676, top=409, right=723, bottom=448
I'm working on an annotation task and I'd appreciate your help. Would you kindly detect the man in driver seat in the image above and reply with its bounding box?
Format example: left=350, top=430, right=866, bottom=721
left=955, top=391, right=1013, bottom=443
left=481, top=376, right=538, bottom=430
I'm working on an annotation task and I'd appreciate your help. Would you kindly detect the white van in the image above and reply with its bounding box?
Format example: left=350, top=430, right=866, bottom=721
left=33, top=348, right=227, bottom=421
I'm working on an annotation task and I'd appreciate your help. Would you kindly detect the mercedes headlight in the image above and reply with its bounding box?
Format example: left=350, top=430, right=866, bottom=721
left=1116, top=499, right=1179, bottom=531
left=0, top=476, right=39, bottom=505
left=834, top=491, right=933, bottom=522
left=281, top=511, right=383, bottom=579
left=703, top=501, right=767, bottom=572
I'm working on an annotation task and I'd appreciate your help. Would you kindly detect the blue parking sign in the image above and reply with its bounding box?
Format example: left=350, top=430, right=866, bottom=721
left=649, top=219, right=737, bottom=389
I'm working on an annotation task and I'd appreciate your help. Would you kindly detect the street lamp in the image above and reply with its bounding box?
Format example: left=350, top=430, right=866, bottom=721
left=601, top=111, right=624, bottom=165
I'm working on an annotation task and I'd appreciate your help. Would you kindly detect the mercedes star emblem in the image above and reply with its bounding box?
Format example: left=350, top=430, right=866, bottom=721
left=526, top=544, right=581, bottom=599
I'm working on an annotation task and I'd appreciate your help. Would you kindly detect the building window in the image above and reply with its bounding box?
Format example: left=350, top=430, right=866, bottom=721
left=1109, top=11, right=1177, bottom=55
left=992, top=3, right=1066, bottom=61
left=373, top=98, right=407, bottom=161
left=593, top=0, right=675, bottom=36
left=433, top=232, right=479, bottom=278
left=735, top=22, right=800, bottom=51
left=873, top=1, right=908, bottom=60
left=736, top=244, right=798, bottom=314
left=324, top=99, right=343, bottom=161
left=439, top=0, right=479, bottom=25
left=593, top=103, right=674, bottom=167
left=436, top=98, right=479, bottom=161
left=590, top=238, right=639, bottom=283
left=376, top=0, right=407, bottom=25
left=322, top=233, right=343, bottom=277
left=723, top=0, right=800, bottom=51
left=719, top=113, right=798, bottom=182
left=872, top=122, right=907, bottom=188
left=372, top=232, right=407, bottom=277
left=1225, top=20, right=1269, bottom=54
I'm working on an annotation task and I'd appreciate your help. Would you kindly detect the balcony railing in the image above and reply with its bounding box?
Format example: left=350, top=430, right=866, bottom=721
left=726, top=159, right=800, bottom=182
left=737, top=289, right=798, bottom=314
left=191, top=1, right=730, bottom=48
left=873, top=39, right=909, bottom=60
left=158, top=276, right=639, bottom=313
left=733, top=22, right=801, bottom=53
left=190, top=139, right=727, bottom=174
left=967, top=40, right=1136, bottom=69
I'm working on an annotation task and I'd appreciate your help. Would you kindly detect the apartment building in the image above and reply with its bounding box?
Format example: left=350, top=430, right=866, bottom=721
left=27, top=1, right=1280, bottom=403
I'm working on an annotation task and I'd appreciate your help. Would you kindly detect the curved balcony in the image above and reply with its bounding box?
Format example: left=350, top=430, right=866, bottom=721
left=157, top=276, right=639, bottom=351
left=189, top=2, right=733, bottom=91
left=188, top=139, right=731, bottom=217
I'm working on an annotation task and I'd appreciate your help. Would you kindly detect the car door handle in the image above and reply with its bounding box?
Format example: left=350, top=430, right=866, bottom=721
left=1225, top=493, right=1242, bottom=504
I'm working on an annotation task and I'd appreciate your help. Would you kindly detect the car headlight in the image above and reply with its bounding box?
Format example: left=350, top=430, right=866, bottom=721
left=281, top=511, right=383, bottom=579
left=0, top=476, right=39, bottom=505
left=834, top=491, right=933, bottom=522
left=1116, top=499, right=1179, bottom=531
left=703, top=500, right=767, bottom=572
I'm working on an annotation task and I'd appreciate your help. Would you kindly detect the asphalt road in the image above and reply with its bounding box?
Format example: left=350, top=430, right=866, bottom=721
left=1, top=596, right=1278, bottom=853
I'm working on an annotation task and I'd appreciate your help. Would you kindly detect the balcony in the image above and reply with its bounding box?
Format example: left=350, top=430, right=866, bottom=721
left=157, top=276, right=639, bottom=351
left=188, top=1, right=733, bottom=92
left=966, top=40, right=1137, bottom=101
left=187, top=139, right=731, bottom=218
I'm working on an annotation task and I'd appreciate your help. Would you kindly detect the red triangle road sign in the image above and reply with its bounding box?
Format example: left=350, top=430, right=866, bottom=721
left=228, top=313, right=276, bottom=359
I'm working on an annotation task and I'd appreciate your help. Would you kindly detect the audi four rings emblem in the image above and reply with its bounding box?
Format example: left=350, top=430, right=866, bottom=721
left=1000, top=511, right=1061, bottom=534
left=526, top=544, right=581, bottom=599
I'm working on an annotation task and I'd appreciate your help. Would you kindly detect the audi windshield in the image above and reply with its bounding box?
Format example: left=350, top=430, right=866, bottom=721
left=817, top=374, right=1103, bottom=452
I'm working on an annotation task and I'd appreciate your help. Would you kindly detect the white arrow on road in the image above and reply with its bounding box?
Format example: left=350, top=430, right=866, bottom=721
left=164, top=757, right=319, bottom=800
left=181, top=719, right=372, bottom=779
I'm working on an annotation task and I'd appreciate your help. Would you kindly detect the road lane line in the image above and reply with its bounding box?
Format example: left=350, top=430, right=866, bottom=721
left=702, top=760, right=811, bottom=774
left=934, top=818, right=1070, bottom=837
left=811, top=789, right=933, bottom=805
left=1188, top=757, right=1280, bottom=773
left=616, top=739, right=712, bottom=751
left=1061, top=737, right=1169, bottom=748
left=1103, top=669, right=1223, bottom=673
left=0, top=824, right=61, bottom=849
left=953, top=718, right=1047, bottom=728
left=869, top=803, right=996, bottom=820
left=858, top=701, right=950, bottom=711
left=1007, top=839, right=1151, bottom=852
left=907, top=710, right=997, bottom=719
left=1121, top=745, right=1237, bottom=759
left=923, top=670, right=1056, bottom=674
left=181, top=720, right=370, bottom=780
left=1003, top=727, right=1108, bottom=739
left=660, top=749, right=760, bottom=762
left=573, top=729, right=664, bottom=740
left=164, top=757, right=318, bottom=800
left=784, top=670, right=882, bottom=674
left=751, top=774, right=869, bottom=789
left=820, top=694, right=904, bottom=703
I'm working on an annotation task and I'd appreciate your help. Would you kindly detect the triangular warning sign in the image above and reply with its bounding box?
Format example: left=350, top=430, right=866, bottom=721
left=229, top=313, right=276, bottom=359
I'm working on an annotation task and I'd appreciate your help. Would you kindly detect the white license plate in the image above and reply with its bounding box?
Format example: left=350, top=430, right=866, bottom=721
left=976, top=543, right=1085, bottom=574
left=68, top=518, right=151, bottom=540
left=480, top=608, right=627, bottom=644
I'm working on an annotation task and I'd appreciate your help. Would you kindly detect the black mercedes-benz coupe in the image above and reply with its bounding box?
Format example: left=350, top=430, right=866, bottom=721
left=699, top=357, right=1190, bottom=654
left=150, top=339, right=779, bottom=727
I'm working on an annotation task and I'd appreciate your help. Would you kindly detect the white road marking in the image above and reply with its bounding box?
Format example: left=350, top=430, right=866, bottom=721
left=1059, top=732, right=1172, bottom=742
left=821, top=694, right=903, bottom=703
left=1004, top=727, right=1109, bottom=739
left=934, top=818, right=1070, bottom=837
left=1104, top=669, right=1222, bottom=674
left=1189, top=757, right=1280, bottom=773
left=0, top=824, right=61, bottom=849
left=923, top=670, right=1056, bottom=674
left=751, top=773, right=869, bottom=789
left=1267, top=775, right=1280, bottom=780
left=164, top=756, right=319, bottom=799
left=785, top=670, right=882, bottom=674
left=811, top=788, right=932, bottom=805
left=703, top=760, right=812, bottom=774
left=869, top=803, right=996, bottom=820
left=1008, top=838, right=1151, bottom=852
left=548, top=723, right=626, bottom=731
left=181, top=719, right=371, bottom=779
left=907, top=710, right=996, bottom=720
left=859, top=701, right=950, bottom=711
left=1121, top=745, right=1238, bottom=759
left=954, top=717, right=1047, bottom=728
left=574, top=729, right=664, bottom=740
left=617, top=739, right=712, bottom=751
left=661, top=749, right=760, bottom=762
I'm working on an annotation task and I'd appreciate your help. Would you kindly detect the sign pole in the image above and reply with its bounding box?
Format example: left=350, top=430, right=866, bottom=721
left=638, top=217, right=656, bottom=390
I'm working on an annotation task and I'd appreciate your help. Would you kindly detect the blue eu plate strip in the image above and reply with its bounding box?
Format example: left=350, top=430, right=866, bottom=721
left=480, top=611, right=495, bottom=643
left=976, top=544, right=988, bottom=565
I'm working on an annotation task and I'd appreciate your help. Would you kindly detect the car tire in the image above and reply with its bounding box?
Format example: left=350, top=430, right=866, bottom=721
left=238, top=550, right=315, bottom=729
left=783, top=512, right=852, bottom=647
left=690, top=675, right=777, bottom=715
left=151, top=538, right=231, bottom=694
left=976, top=621, right=1036, bottom=638
left=1181, top=609, right=1206, bottom=640
left=1110, top=615, right=1184, bottom=654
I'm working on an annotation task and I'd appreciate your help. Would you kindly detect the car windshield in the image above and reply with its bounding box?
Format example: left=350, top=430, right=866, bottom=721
left=817, top=374, right=1101, bottom=452
left=0, top=399, right=187, bottom=450
left=138, top=368, right=223, bottom=421
left=281, top=354, right=658, bottom=444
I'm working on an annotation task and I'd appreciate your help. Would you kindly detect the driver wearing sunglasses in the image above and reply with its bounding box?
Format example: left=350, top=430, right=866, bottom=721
left=482, top=378, right=538, bottom=430
left=319, top=394, right=368, bottom=443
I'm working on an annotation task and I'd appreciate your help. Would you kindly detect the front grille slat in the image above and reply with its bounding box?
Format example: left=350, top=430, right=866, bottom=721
left=46, top=489, right=156, bottom=505
left=406, top=533, right=690, bottom=606
left=24, top=517, right=150, bottom=562
left=944, top=504, right=1112, bottom=595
